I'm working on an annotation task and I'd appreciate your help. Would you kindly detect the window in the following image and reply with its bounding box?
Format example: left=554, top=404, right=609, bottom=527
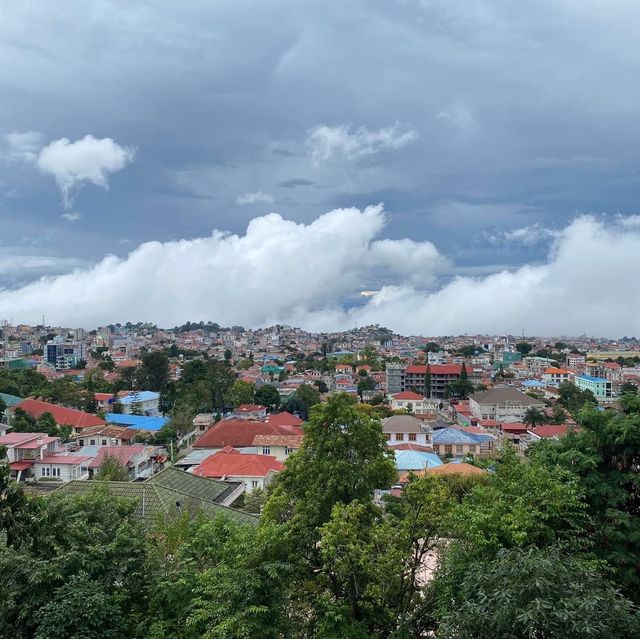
left=444, top=445, right=452, bottom=454
left=78, top=439, right=85, bottom=446
left=52, top=467, right=61, bottom=478
left=90, top=439, right=96, bottom=446
left=468, top=445, right=476, bottom=453
left=251, top=480, right=259, bottom=488
left=285, top=447, right=293, bottom=455
left=262, top=446, right=271, bottom=455
left=455, top=445, right=463, bottom=454
left=385, top=433, right=391, bottom=440
left=101, top=439, right=107, bottom=445
left=395, top=433, right=404, bottom=441
left=408, top=433, right=417, bottom=441
left=41, top=467, right=46, bottom=477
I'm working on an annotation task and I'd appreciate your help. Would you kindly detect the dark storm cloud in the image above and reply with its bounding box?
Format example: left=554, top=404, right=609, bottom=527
left=1, top=0, right=640, bottom=289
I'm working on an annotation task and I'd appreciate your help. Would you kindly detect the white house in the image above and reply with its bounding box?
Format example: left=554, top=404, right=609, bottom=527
left=390, top=391, right=439, bottom=415
left=469, top=387, right=546, bottom=423
left=382, top=415, right=432, bottom=446
left=542, top=367, right=573, bottom=385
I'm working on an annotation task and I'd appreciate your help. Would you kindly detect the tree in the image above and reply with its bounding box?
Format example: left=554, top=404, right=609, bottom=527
left=128, top=390, right=143, bottom=415
left=436, top=546, right=639, bottom=639
left=224, top=348, right=232, bottom=364
left=423, top=341, right=441, bottom=353
left=83, top=375, right=98, bottom=414
left=95, top=454, right=130, bottom=481
left=158, top=382, right=176, bottom=416
left=137, top=351, right=169, bottom=391
left=558, top=381, right=598, bottom=414
left=550, top=404, right=568, bottom=424
left=515, top=341, right=533, bottom=355
left=285, top=384, right=321, bottom=419
left=255, top=384, right=281, bottom=410
left=0, top=396, right=6, bottom=422
left=313, top=379, right=329, bottom=394
left=523, top=406, right=547, bottom=427
left=225, top=380, right=255, bottom=408
left=356, top=375, right=376, bottom=398
left=531, top=407, right=640, bottom=600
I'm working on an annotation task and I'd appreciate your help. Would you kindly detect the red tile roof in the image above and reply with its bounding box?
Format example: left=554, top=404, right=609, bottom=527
left=392, top=391, right=424, bottom=400
left=235, top=404, right=266, bottom=413
left=193, top=446, right=283, bottom=478
left=88, top=445, right=148, bottom=469
left=264, top=411, right=304, bottom=427
left=16, top=399, right=105, bottom=429
left=39, top=455, right=92, bottom=465
left=529, top=424, right=577, bottom=438
left=193, top=418, right=303, bottom=449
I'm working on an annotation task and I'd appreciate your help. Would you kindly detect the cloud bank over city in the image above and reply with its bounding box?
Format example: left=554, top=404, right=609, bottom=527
left=1, top=205, right=638, bottom=337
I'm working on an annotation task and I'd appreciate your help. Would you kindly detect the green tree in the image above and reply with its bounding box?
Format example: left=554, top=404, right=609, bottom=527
left=436, top=546, right=639, bottom=639
left=158, top=382, right=176, bottom=416
left=83, top=375, right=98, bottom=414
left=95, top=454, right=130, bottom=481
left=356, top=374, right=376, bottom=398
left=0, top=396, right=6, bottom=422
left=523, top=405, right=547, bottom=427
left=558, top=381, right=598, bottom=414
left=137, top=351, right=170, bottom=391
left=423, top=341, right=441, bottom=353
left=285, top=384, right=321, bottom=419
left=313, top=379, right=329, bottom=394
left=255, top=384, right=281, bottom=410
left=515, top=341, right=533, bottom=355
left=550, top=404, right=568, bottom=424
left=225, top=380, right=255, bottom=408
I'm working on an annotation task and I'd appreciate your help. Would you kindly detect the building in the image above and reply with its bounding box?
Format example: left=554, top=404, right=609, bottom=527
left=118, top=391, right=160, bottom=416
left=88, top=445, right=161, bottom=480
left=233, top=404, right=268, bottom=420
left=45, top=339, right=85, bottom=370
left=575, top=375, right=613, bottom=401
left=541, top=367, right=573, bottom=385
left=71, top=425, right=139, bottom=447
left=386, top=364, right=462, bottom=398
left=11, top=399, right=105, bottom=432
left=468, top=387, right=545, bottom=423
left=192, top=418, right=303, bottom=452
left=431, top=427, right=495, bottom=458
left=105, top=413, right=169, bottom=433
left=193, top=413, right=216, bottom=434
left=251, top=433, right=303, bottom=461
left=193, top=446, right=283, bottom=491
left=382, top=415, right=432, bottom=446
left=566, top=353, right=586, bottom=368
left=389, top=391, right=439, bottom=415
left=393, top=447, right=443, bottom=473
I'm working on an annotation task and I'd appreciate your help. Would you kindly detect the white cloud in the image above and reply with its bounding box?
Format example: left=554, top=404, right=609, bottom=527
left=307, top=122, right=418, bottom=164
left=488, top=223, right=560, bottom=246
left=236, top=191, right=274, bottom=205
left=61, top=212, right=82, bottom=222
left=37, top=135, right=135, bottom=209
left=3, top=131, right=43, bottom=163
left=1, top=207, right=640, bottom=337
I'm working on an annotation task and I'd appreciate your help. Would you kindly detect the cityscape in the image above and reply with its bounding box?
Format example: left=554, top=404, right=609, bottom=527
left=2, top=2, right=640, bottom=637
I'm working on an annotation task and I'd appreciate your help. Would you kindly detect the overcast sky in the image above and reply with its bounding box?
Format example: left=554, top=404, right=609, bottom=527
left=2, top=1, right=640, bottom=336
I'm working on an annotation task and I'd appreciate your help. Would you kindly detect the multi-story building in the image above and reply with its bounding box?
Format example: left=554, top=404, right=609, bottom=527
left=575, top=375, right=613, bottom=401
left=469, top=387, right=546, bottom=423
left=566, top=353, right=586, bottom=369
left=45, top=339, right=85, bottom=370
left=542, top=367, right=573, bottom=385
left=401, top=364, right=463, bottom=398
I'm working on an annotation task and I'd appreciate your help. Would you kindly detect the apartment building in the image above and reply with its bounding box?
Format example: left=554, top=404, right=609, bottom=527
left=386, top=363, right=462, bottom=398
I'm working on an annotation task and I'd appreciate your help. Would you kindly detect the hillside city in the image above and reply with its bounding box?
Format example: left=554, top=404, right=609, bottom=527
left=1, top=319, right=639, bottom=636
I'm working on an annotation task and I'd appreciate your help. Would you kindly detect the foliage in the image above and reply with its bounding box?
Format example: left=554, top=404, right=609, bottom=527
left=137, top=351, right=170, bottom=391
left=515, top=341, right=533, bottom=355
left=285, top=384, right=321, bottom=419
left=436, top=546, right=639, bottom=639
left=95, top=454, right=130, bottom=481
left=225, top=380, right=255, bottom=408
left=255, top=384, right=281, bottom=410
left=558, top=381, right=598, bottom=414
left=523, top=405, right=546, bottom=427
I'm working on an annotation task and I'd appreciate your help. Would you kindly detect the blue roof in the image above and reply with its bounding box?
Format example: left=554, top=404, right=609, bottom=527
left=523, top=380, right=546, bottom=388
left=119, top=391, right=160, bottom=404
left=577, top=375, right=608, bottom=383
left=105, top=413, right=169, bottom=431
left=394, top=450, right=443, bottom=471
left=432, top=427, right=493, bottom=445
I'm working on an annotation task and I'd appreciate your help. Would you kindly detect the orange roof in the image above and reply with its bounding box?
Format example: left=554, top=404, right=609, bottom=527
left=194, top=418, right=303, bottom=449
left=265, top=411, right=304, bottom=427
left=424, top=462, right=487, bottom=476
left=392, top=391, right=424, bottom=400
left=544, top=367, right=571, bottom=375
left=193, top=447, right=283, bottom=478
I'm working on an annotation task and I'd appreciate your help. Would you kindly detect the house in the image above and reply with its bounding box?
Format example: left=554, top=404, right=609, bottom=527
left=528, top=424, right=578, bottom=441
left=468, top=387, right=545, bottom=423
left=94, top=392, right=117, bottom=412
left=575, top=375, right=613, bottom=401
left=335, top=363, right=354, bottom=375
left=431, top=427, right=495, bottom=458
left=71, top=425, right=139, bottom=447
left=193, top=446, right=283, bottom=491
left=264, top=411, right=304, bottom=428
left=193, top=413, right=216, bottom=434
left=0, top=432, right=91, bottom=483
left=389, top=391, right=438, bottom=415
left=11, top=398, right=105, bottom=433
left=251, top=433, right=303, bottom=461
left=382, top=414, right=432, bottom=446
left=88, top=445, right=161, bottom=480
left=395, top=364, right=463, bottom=398
left=233, top=404, right=268, bottom=420
left=542, top=368, right=573, bottom=385
left=417, top=461, right=487, bottom=478
left=118, top=391, right=160, bottom=416
left=192, top=418, right=303, bottom=451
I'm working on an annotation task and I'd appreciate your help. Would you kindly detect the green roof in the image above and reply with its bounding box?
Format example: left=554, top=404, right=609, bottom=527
left=54, top=479, right=258, bottom=526
left=0, top=392, right=24, bottom=408
left=147, top=466, right=238, bottom=503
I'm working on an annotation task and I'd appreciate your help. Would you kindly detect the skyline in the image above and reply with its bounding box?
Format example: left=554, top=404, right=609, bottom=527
left=2, top=2, right=640, bottom=334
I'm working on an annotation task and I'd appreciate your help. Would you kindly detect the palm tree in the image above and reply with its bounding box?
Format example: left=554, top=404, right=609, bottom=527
left=523, top=406, right=546, bottom=427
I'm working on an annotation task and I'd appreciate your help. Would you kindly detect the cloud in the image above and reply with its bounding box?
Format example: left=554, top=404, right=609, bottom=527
left=61, top=212, right=82, bottom=222
left=236, top=191, right=275, bottom=205
left=278, top=178, right=314, bottom=188
left=486, top=223, right=560, bottom=246
left=3, top=131, right=43, bottom=163
left=307, top=122, right=418, bottom=164
left=37, top=135, right=135, bottom=209
left=2, top=205, right=640, bottom=336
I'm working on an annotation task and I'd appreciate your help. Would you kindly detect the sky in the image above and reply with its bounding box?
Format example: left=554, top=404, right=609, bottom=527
left=1, top=1, right=640, bottom=336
